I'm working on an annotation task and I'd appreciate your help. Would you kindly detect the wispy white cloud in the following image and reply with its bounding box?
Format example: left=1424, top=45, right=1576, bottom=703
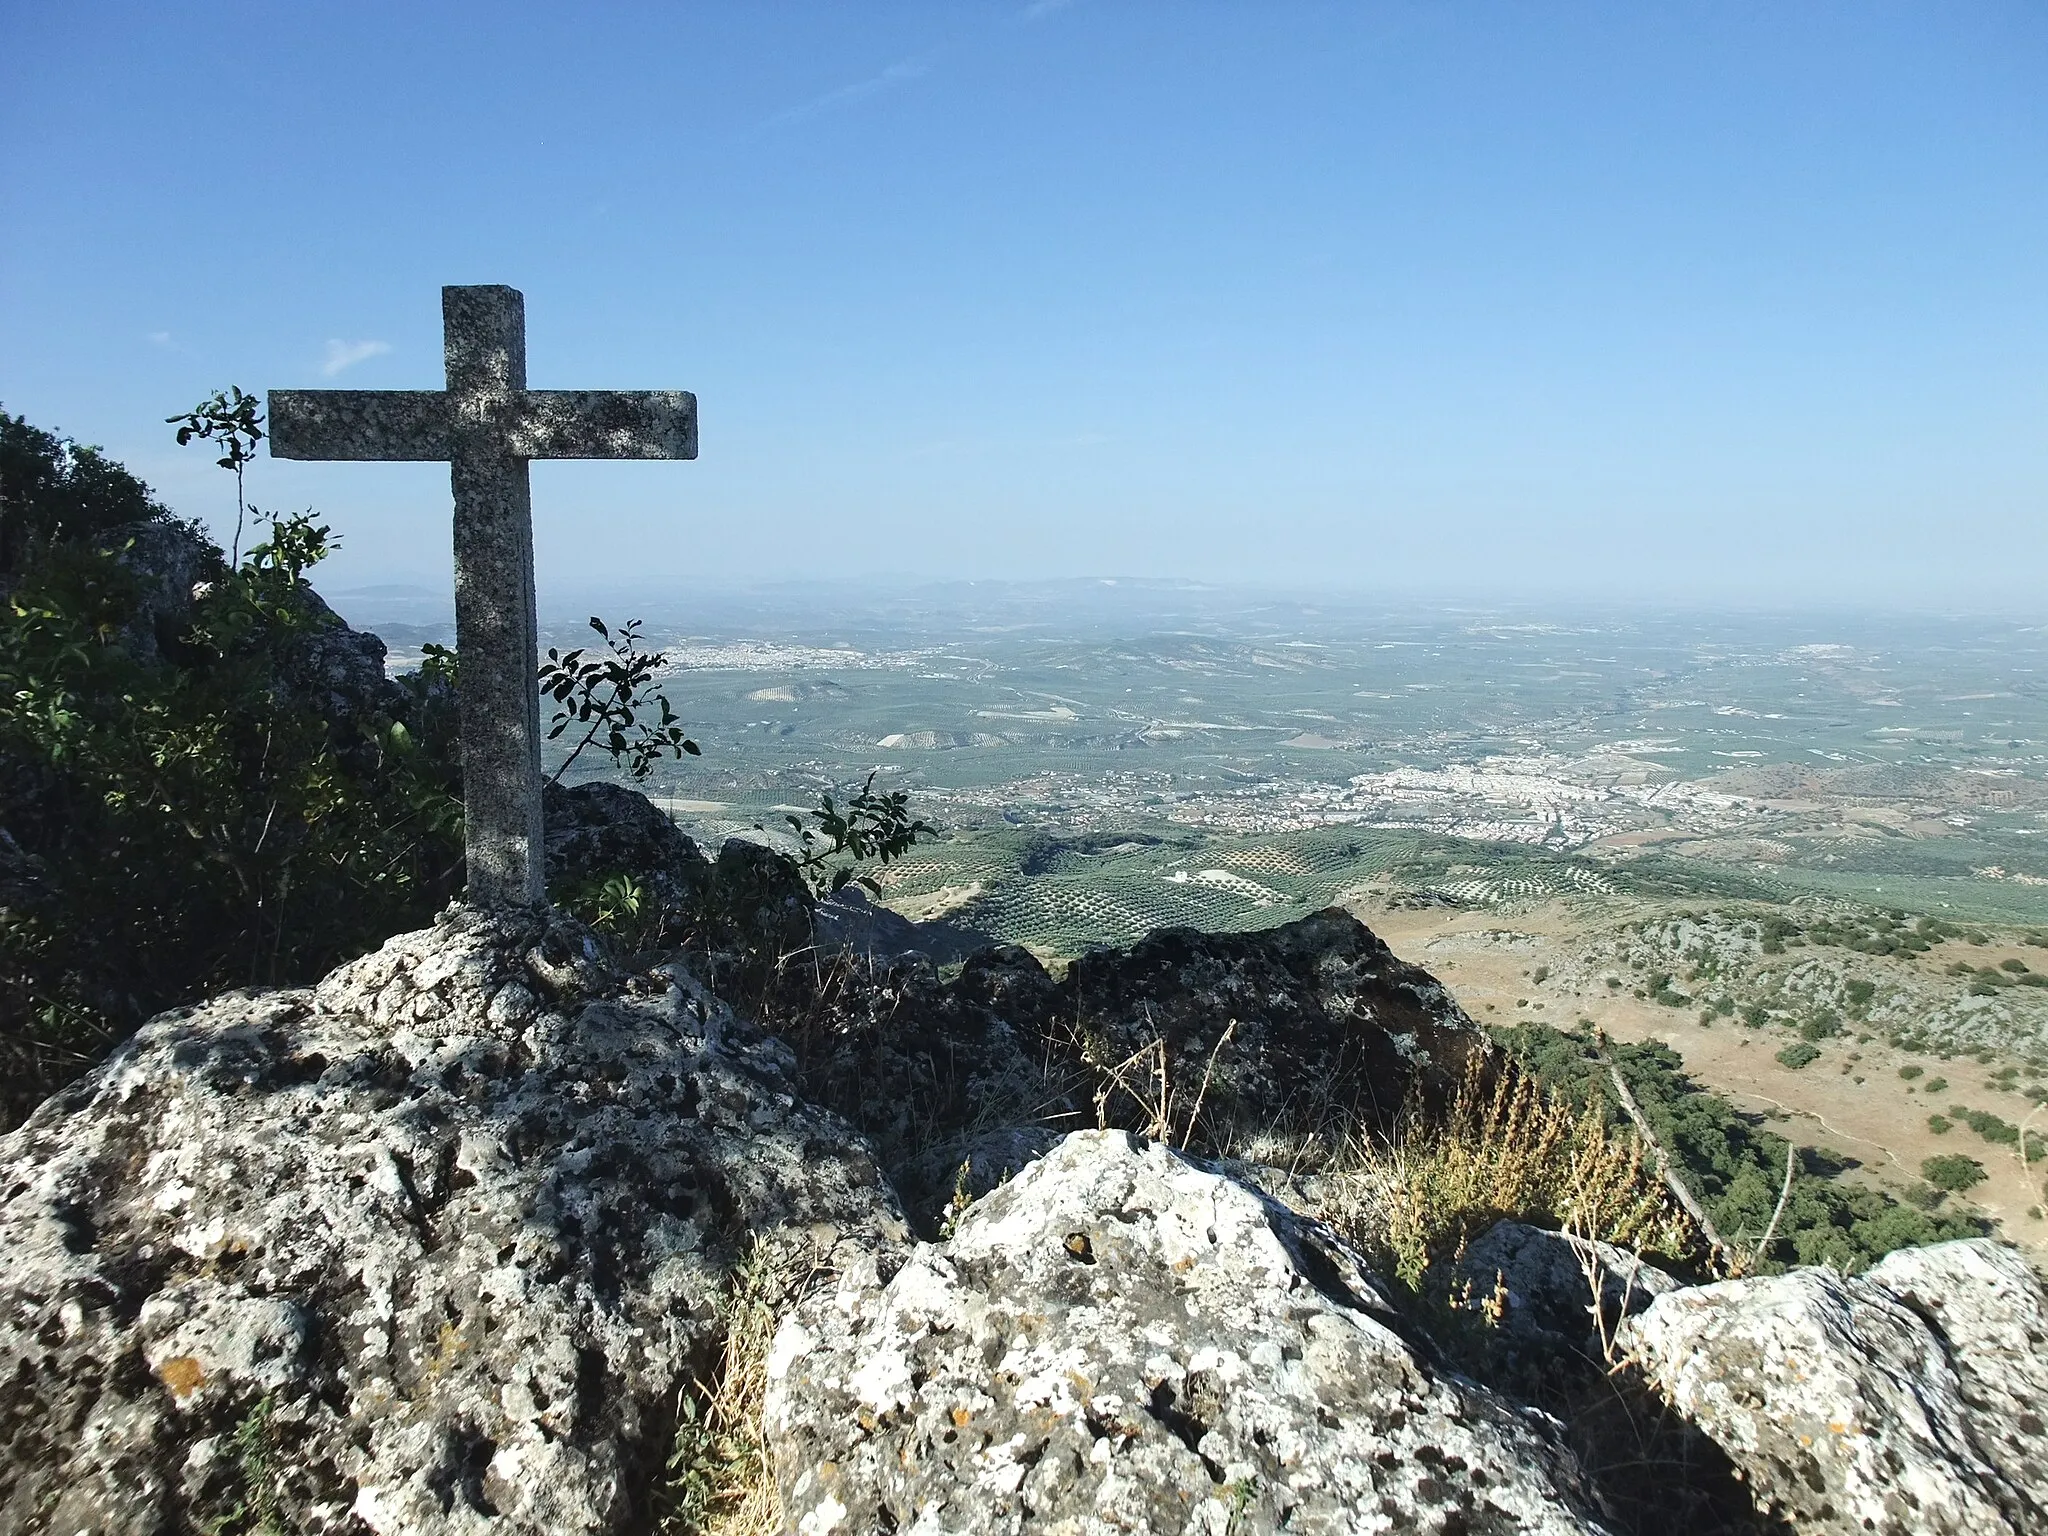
left=321, top=338, right=392, bottom=377
left=768, top=54, right=934, bottom=127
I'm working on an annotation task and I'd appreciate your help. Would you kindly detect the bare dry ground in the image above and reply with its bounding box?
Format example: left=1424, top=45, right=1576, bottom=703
left=1356, top=897, right=2048, bottom=1264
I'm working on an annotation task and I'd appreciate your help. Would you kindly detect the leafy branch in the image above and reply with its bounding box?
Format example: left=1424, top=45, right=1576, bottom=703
left=167, top=387, right=263, bottom=565
left=540, top=616, right=700, bottom=783
left=780, top=771, right=937, bottom=896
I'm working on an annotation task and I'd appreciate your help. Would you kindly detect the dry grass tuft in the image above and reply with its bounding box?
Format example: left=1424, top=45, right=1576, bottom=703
left=653, top=1238, right=817, bottom=1536
left=1321, top=1053, right=1697, bottom=1291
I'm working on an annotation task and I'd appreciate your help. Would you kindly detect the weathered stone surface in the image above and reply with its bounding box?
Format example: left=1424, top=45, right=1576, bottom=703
left=1058, top=909, right=1485, bottom=1156
left=1619, top=1237, right=2048, bottom=1535
left=1457, top=1220, right=1683, bottom=1352
left=269, top=284, right=700, bottom=910
left=0, top=905, right=909, bottom=1536
left=274, top=582, right=405, bottom=729
left=782, top=910, right=1484, bottom=1239
left=772, top=943, right=1082, bottom=1233
left=765, top=1130, right=1610, bottom=1535
left=544, top=779, right=714, bottom=913
left=105, top=517, right=223, bottom=665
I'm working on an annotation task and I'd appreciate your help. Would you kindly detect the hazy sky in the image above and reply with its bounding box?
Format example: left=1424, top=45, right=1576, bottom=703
left=3, top=3, right=2044, bottom=608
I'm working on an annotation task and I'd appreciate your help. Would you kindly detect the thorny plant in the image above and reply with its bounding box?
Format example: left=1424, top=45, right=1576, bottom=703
left=541, top=616, right=700, bottom=783
left=1321, top=1052, right=1697, bottom=1293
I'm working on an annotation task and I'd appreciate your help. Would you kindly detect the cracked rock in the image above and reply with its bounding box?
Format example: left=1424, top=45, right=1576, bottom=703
left=1619, top=1237, right=2048, bottom=1535
left=0, top=904, right=909, bottom=1536
left=764, top=1129, right=1610, bottom=1535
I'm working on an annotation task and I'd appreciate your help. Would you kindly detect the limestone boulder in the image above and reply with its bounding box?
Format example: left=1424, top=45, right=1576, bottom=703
left=543, top=779, right=715, bottom=917
left=0, top=904, right=909, bottom=1536
left=764, top=1129, right=1611, bottom=1535
left=1619, top=1237, right=2048, bottom=1535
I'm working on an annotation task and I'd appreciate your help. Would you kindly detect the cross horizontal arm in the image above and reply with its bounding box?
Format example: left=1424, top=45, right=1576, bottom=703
left=509, top=391, right=698, bottom=460
left=269, top=391, right=453, bottom=461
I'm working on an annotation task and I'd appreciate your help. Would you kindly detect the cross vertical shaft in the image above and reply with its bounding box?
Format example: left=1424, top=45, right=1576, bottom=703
left=443, top=288, right=544, bottom=905
left=268, top=284, right=698, bottom=910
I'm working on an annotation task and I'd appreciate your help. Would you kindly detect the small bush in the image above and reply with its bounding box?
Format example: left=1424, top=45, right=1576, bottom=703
left=1925, top=1077, right=1948, bottom=1095
left=1799, top=1011, right=1841, bottom=1042
left=1321, top=1055, right=1694, bottom=1292
left=1775, top=1042, right=1822, bottom=1069
left=1948, top=1106, right=2019, bottom=1146
left=1898, top=1064, right=1924, bottom=1081
left=1920, top=1154, right=1987, bottom=1194
left=1928, top=1115, right=1953, bottom=1135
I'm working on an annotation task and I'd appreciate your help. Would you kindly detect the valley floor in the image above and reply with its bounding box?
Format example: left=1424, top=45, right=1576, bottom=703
left=1359, top=895, right=2048, bottom=1264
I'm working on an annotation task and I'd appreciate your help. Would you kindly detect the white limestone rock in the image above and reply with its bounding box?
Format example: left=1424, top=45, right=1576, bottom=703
left=764, top=1129, right=1612, bottom=1535
left=1619, top=1237, right=2048, bottom=1535
left=0, top=904, right=910, bottom=1536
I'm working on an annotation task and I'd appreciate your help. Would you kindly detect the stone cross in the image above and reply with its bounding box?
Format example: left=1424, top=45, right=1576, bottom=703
left=269, top=285, right=697, bottom=907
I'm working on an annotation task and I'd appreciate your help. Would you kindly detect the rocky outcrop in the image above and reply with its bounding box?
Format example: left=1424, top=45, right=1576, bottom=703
left=765, top=1130, right=1610, bottom=1534
left=1058, top=910, right=1482, bottom=1156
left=544, top=780, right=716, bottom=915
left=811, top=884, right=995, bottom=966
left=780, top=909, right=1484, bottom=1232
left=273, top=581, right=405, bottom=730
left=0, top=905, right=908, bottom=1536
left=1619, top=1237, right=2048, bottom=1536
left=104, top=517, right=223, bottom=666
left=542, top=785, right=813, bottom=967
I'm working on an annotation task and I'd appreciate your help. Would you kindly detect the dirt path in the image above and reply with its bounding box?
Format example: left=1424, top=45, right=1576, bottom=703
left=1355, top=899, right=2048, bottom=1263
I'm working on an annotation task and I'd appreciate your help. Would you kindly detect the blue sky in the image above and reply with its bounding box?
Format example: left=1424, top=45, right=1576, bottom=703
left=3, top=2, right=2044, bottom=608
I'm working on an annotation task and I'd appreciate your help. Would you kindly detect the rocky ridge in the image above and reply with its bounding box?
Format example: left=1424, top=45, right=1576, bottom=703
left=2, top=793, right=2045, bottom=1534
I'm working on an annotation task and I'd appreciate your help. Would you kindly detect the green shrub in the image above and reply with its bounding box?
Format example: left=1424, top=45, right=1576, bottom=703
left=1928, top=1115, right=1953, bottom=1135
left=1, top=406, right=462, bottom=1122
left=1898, top=1064, right=1924, bottom=1081
left=1776, top=1042, right=1822, bottom=1069
left=1948, top=1106, right=2020, bottom=1146
left=1925, top=1076, right=1948, bottom=1094
left=1800, top=1011, right=1841, bottom=1042
left=1921, top=1154, right=1987, bottom=1193
left=1491, top=1021, right=1980, bottom=1273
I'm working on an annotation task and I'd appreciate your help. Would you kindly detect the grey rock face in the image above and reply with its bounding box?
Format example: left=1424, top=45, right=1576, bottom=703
left=811, top=884, right=996, bottom=967
left=273, top=581, right=405, bottom=729
left=782, top=910, right=1486, bottom=1236
left=0, top=905, right=908, bottom=1536
left=1620, top=1238, right=2048, bottom=1535
left=1055, top=909, right=1484, bottom=1157
left=765, top=1129, right=1610, bottom=1535
left=105, top=517, right=223, bottom=664
left=1457, top=1220, right=1683, bottom=1352
left=544, top=779, right=714, bottom=913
